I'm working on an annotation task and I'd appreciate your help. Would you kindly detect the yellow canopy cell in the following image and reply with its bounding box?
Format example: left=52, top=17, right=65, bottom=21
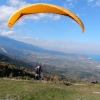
left=7, top=3, right=85, bottom=32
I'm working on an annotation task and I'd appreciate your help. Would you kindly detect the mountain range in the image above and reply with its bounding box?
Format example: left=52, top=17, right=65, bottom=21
left=0, top=36, right=67, bottom=57
left=0, top=36, right=100, bottom=82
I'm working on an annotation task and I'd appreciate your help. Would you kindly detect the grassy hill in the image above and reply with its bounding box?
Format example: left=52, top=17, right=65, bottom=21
left=0, top=46, right=100, bottom=99
left=0, top=78, right=100, bottom=100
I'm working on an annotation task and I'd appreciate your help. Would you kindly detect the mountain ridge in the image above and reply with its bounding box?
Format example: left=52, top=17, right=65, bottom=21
left=1, top=36, right=100, bottom=82
left=0, top=36, right=68, bottom=56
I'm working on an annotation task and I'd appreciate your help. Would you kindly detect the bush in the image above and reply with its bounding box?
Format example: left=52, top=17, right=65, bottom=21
left=23, top=76, right=31, bottom=80
left=9, top=72, right=13, bottom=78
left=63, top=81, right=72, bottom=86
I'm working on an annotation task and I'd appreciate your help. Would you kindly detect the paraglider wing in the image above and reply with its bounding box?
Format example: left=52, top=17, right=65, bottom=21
left=7, top=3, right=84, bottom=32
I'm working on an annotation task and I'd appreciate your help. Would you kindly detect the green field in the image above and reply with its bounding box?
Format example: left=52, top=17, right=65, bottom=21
left=0, top=78, right=100, bottom=100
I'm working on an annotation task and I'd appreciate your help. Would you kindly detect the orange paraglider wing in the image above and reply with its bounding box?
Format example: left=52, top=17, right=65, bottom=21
left=8, top=3, right=84, bottom=32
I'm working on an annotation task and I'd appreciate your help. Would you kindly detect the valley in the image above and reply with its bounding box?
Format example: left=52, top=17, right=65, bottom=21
left=0, top=36, right=100, bottom=82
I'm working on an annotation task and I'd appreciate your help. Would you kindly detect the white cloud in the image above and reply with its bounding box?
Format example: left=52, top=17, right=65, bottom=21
left=11, top=36, right=100, bottom=54
left=0, top=0, right=29, bottom=28
left=7, top=0, right=29, bottom=8
left=45, top=14, right=60, bottom=20
left=33, top=0, right=52, bottom=1
left=0, top=0, right=61, bottom=36
left=7, top=0, right=22, bottom=7
left=96, top=0, right=100, bottom=6
left=0, top=29, right=22, bottom=36
left=87, top=0, right=100, bottom=7
left=67, top=0, right=73, bottom=2
left=64, top=3, right=74, bottom=9
left=0, top=0, right=61, bottom=28
left=76, top=14, right=79, bottom=17
left=64, top=0, right=78, bottom=9
left=19, top=13, right=61, bottom=22
left=0, top=5, right=16, bottom=27
left=88, top=0, right=94, bottom=2
left=32, top=0, right=39, bottom=1
left=0, top=29, right=15, bottom=36
left=16, top=18, right=25, bottom=25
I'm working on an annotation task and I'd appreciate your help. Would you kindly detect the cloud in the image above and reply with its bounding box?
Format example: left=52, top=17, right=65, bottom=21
left=33, top=13, right=60, bottom=21
left=96, top=0, right=100, bottom=6
left=34, top=0, right=52, bottom=1
left=64, top=0, right=78, bottom=9
left=33, top=0, right=38, bottom=1
left=18, top=13, right=61, bottom=23
left=87, top=0, right=94, bottom=2
left=87, top=0, right=100, bottom=7
left=11, top=36, right=100, bottom=54
left=0, top=29, right=22, bottom=36
left=7, top=0, right=29, bottom=8
left=0, top=0, right=60, bottom=28
left=16, top=18, right=25, bottom=25
left=0, top=5, right=16, bottom=27
left=0, top=0, right=29, bottom=28
left=0, top=29, right=15, bottom=36
left=43, top=14, right=60, bottom=20
left=0, top=0, right=61, bottom=36
left=63, top=3, right=74, bottom=9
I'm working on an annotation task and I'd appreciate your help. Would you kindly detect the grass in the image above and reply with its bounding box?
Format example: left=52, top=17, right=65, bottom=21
left=0, top=78, right=100, bottom=100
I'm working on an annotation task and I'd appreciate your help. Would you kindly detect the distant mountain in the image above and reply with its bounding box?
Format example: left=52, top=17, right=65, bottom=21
left=1, top=36, right=100, bottom=82
left=0, top=36, right=67, bottom=56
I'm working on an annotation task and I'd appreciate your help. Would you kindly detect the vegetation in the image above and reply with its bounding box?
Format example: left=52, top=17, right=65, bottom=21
left=0, top=50, right=100, bottom=99
left=0, top=56, right=100, bottom=100
left=0, top=59, right=35, bottom=79
left=0, top=54, right=69, bottom=82
left=0, top=78, right=100, bottom=100
left=0, top=57, right=41, bottom=79
left=0, top=60, right=71, bottom=83
left=0, top=53, right=36, bottom=70
left=0, top=52, right=100, bottom=83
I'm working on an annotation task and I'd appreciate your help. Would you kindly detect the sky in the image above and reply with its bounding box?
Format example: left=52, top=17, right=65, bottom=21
left=0, top=0, right=100, bottom=54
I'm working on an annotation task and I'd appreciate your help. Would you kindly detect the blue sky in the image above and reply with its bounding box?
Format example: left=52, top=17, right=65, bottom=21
left=0, top=0, right=100, bottom=54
